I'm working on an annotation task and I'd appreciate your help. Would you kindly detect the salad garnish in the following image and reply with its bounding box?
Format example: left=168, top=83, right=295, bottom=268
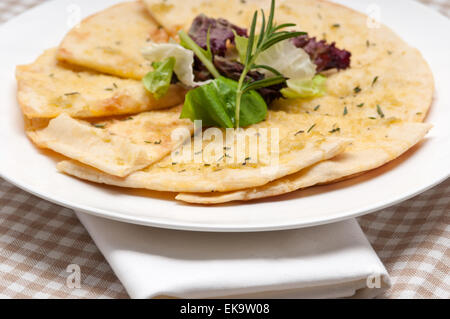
left=142, top=0, right=352, bottom=128
left=142, top=57, right=176, bottom=99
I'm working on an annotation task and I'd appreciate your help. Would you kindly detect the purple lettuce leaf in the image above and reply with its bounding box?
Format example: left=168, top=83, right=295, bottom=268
left=188, top=14, right=247, bottom=56
left=292, top=35, right=351, bottom=72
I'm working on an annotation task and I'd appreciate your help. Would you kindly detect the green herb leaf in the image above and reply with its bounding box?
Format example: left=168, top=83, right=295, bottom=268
left=272, top=23, right=297, bottom=31
left=372, top=76, right=379, bottom=86
left=329, top=127, right=341, bottom=133
left=251, top=64, right=283, bottom=76
left=377, top=104, right=385, bottom=118
left=142, top=57, right=176, bottom=99
left=307, top=123, right=317, bottom=133
left=234, top=33, right=251, bottom=63
left=234, top=32, right=261, bottom=64
left=181, top=76, right=267, bottom=128
left=281, top=75, right=327, bottom=99
left=242, top=75, right=286, bottom=93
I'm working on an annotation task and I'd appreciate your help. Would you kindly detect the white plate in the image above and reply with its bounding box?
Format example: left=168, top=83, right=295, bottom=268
left=0, top=0, right=449, bottom=232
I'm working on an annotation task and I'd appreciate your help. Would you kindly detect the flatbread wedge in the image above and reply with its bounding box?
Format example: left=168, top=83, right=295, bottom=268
left=57, top=1, right=168, bottom=79
left=56, top=110, right=353, bottom=193
left=143, top=0, right=264, bottom=35
left=27, top=107, right=193, bottom=177
left=176, top=120, right=432, bottom=204
left=16, top=49, right=185, bottom=118
left=56, top=136, right=349, bottom=193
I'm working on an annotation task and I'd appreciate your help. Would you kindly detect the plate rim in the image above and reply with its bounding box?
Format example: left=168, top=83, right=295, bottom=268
left=1, top=169, right=449, bottom=232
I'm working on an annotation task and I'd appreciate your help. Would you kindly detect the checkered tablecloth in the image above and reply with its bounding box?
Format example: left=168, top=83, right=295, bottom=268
left=0, top=0, right=449, bottom=299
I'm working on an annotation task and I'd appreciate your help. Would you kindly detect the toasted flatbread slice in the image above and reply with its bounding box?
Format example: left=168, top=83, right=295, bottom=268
left=57, top=137, right=349, bottom=193
left=27, top=107, right=193, bottom=177
left=16, top=49, right=185, bottom=119
left=144, top=0, right=433, bottom=122
left=143, top=0, right=264, bottom=35
left=56, top=110, right=352, bottom=192
left=57, top=1, right=168, bottom=79
left=176, top=120, right=432, bottom=204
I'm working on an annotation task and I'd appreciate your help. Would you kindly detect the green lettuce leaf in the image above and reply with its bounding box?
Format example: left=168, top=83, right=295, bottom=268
left=234, top=33, right=252, bottom=64
left=281, top=74, right=327, bottom=99
left=181, top=76, right=267, bottom=128
left=142, top=57, right=175, bottom=99
left=142, top=43, right=212, bottom=87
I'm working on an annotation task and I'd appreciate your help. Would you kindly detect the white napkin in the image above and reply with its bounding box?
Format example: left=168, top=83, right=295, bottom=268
left=76, top=212, right=390, bottom=299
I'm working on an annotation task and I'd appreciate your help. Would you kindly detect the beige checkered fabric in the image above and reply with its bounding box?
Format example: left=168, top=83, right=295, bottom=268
left=0, top=0, right=449, bottom=299
left=360, top=180, right=450, bottom=298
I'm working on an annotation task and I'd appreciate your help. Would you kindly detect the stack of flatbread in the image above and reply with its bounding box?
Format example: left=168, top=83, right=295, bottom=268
left=17, top=0, right=433, bottom=204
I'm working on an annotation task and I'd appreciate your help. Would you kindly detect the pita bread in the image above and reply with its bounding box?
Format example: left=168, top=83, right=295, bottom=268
left=57, top=1, right=167, bottom=79
left=176, top=120, right=432, bottom=203
left=56, top=110, right=352, bottom=192
left=144, top=0, right=433, bottom=122
left=28, top=107, right=193, bottom=177
left=16, top=49, right=185, bottom=118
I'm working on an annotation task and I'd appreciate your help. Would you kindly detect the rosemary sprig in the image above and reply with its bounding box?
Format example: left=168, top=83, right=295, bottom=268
left=234, top=0, right=306, bottom=128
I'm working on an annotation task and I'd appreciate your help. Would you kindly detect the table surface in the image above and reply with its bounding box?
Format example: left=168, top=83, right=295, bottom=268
left=0, top=0, right=449, bottom=299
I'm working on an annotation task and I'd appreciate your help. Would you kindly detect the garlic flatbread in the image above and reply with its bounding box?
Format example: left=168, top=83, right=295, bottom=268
left=57, top=1, right=167, bottom=79
left=56, top=110, right=352, bottom=193
left=28, top=107, right=193, bottom=177
left=16, top=49, right=185, bottom=119
left=143, top=0, right=264, bottom=35
left=176, top=119, right=432, bottom=204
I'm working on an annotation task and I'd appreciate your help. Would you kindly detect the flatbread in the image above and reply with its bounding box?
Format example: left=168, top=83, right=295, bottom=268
left=28, top=106, right=193, bottom=177
left=16, top=49, right=185, bottom=118
left=57, top=1, right=168, bottom=79
left=144, top=0, right=433, bottom=122
left=176, top=120, right=432, bottom=203
left=143, top=0, right=264, bottom=35
left=56, top=111, right=352, bottom=192
left=140, top=0, right=434, bottom=203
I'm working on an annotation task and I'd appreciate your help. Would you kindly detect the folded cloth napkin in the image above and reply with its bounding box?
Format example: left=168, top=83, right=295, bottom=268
left=76, top=212, right=391, bottom=299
